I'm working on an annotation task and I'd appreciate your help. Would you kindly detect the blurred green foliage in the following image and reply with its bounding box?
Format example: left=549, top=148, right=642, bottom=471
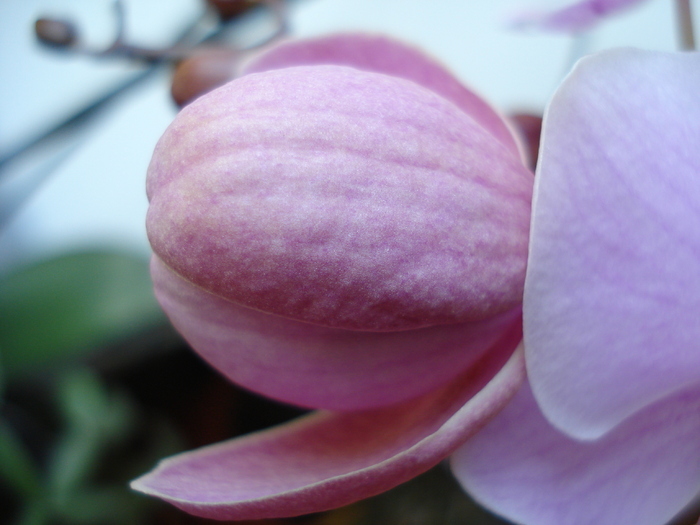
left=0, top=250, right=165, bottom=378
left=0, top=248, right=519, bottom=525
left=1, top=367, right=183, bottom=525
left=0, top=249, right=181, bottom=525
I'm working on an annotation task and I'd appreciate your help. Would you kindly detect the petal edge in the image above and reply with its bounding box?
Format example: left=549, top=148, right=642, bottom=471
left=452, top=380, right=700, bottom=525
left=524, top=48, right=700, bottom=438
left=131, top=340, right=525, bottom=520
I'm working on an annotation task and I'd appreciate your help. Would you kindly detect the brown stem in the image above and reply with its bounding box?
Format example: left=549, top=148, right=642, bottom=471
left=36, top=0, right=288, bottom=64
left=676, top=0, right=696, bottom=50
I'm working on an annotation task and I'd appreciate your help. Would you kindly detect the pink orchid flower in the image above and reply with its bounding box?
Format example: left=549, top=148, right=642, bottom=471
left=131, top=33, right=700, bottom=524
left=511, top=0, right=649, bottom=32
left=453, top=48, right=700, bottom=524
left=131, top=33, right=533, bottom=519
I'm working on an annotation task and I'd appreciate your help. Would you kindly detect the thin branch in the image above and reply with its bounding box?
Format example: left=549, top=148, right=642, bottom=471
left=676, top=0, right=696, bottom=50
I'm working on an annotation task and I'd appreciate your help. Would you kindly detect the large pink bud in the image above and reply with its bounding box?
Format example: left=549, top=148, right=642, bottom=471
left=145, top=34, right=533, bottom=410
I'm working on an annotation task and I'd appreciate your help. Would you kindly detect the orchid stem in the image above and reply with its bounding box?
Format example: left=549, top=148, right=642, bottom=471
left=562, top=31, right=590, bottom=76
left=676, top=0, right=696, bottom=50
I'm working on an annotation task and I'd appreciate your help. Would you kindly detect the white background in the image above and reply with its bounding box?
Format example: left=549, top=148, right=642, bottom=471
left=0, top=0, right=684, bottom=271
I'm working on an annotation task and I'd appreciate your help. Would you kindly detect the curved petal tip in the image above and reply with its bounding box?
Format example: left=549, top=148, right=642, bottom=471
left=131, top=340, right=525, bottom=520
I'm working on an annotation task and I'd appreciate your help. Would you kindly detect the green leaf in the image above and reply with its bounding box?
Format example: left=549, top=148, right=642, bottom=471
left=0, top=250, right=165, bottom=377
left=48, top=369, right=135, bottom=497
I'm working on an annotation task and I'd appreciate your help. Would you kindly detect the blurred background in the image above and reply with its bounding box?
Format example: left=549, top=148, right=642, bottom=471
left=0, top=1, right=688, bottom=524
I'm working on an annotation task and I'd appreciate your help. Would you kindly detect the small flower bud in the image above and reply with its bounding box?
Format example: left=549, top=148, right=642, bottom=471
left=171, top=48, right=241, bottom=107
left=206, top=0, right=258, bottom=21
left=35, top=18, right=77, bottom=49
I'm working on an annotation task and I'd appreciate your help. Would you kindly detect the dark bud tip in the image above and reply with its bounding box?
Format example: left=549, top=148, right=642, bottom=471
left=35, top=18, right=78, bottom=48
left=171, top=48, right=241, bottom=107
left=509, top=113, right=543, bottom=171
left=205, top=0, right=259, bottom=21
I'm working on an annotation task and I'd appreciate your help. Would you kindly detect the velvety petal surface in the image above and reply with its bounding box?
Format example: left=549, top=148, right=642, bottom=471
left=511, top=0, right=648, bottom=32
left=241, top=33, right=519, bottom=155
left=524, top=49, right=700, bottom=439
left=451, top=380, right=700, bottom=525
left=151, top=256, right=522, bottom=410
left=147, top=65, right=532, bottom=332
left=131, top=342, right=525, bottom=520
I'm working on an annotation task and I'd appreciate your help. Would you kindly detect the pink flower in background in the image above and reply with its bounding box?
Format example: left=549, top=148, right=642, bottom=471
left=511, top=0, right=649, bottom=32
left=453, top=48, right=700, bottom=524
left=131, top=34, right=533, bottom=520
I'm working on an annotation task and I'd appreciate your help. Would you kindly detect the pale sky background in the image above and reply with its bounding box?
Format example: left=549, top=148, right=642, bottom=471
left=0, top=0, right=684, bottom=270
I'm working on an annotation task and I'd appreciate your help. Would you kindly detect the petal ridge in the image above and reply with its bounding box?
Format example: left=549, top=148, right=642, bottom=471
left=147, top=65, right=532, bottom=332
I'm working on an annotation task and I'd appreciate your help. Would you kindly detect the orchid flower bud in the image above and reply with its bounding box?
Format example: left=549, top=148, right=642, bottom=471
left=146, top=34, right=533, bottom=411
left=133, top=34, right=531, bottom=521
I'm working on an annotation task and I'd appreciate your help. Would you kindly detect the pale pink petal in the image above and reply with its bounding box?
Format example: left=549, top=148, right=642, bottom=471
left=147, top=65, right=532, bottom=332
left=524, top=49, right=700, bottom=438
left=511, top=0, right=648, bottom=32
left=452, top=380, right=700, bottom=525
left=151, top=256, right=522, bottom=410
left=241, top=34, right=519, bottom=155
left=131, top=343, right=525, bottom=520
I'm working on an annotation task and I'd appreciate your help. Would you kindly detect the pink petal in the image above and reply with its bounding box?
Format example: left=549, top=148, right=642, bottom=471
left=511, top=0, right=648, bottom=32
left=151, top=256, right=522, bottom=410
left=524, top=49, right=700, bottom=438
left=241, top=34, right=519, bottom=155
left=147, top=65, right=532, bottom=332
left=451, top=380, right=700, bottom=525
left=131, top=342, right=525, bottom=520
